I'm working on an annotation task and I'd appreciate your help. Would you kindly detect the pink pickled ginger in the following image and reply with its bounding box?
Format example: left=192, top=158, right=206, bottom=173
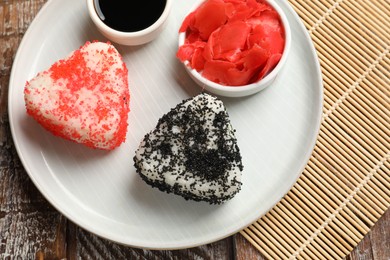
left=177, top=0, right=285, bottom=86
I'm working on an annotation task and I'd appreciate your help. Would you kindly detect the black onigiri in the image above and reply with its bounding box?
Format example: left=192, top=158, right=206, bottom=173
left=133, top=93, right=243, bottom=204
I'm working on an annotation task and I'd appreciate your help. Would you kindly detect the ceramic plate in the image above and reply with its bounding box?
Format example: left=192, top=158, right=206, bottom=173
left=9, top=0, right=323, bottom=249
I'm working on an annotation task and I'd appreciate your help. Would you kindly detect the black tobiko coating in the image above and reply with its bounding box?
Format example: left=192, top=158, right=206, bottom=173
left=133, top=93, right=243, bottom=204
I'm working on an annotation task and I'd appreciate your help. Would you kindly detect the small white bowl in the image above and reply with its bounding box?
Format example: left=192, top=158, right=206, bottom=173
left=178, top=0, right=291, bottom=97
left=87, top=0, right=172, bottom=46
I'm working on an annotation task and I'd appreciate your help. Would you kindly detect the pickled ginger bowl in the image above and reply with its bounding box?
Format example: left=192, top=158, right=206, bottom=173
left=177, top=0, right=291, bottom=97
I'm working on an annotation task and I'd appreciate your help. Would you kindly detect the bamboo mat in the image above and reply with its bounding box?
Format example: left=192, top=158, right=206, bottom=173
left=240, top=0, right=390, bottom=259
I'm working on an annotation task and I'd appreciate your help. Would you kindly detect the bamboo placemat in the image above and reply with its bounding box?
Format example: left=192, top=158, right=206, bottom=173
left=241, top=0, right=390, bottom=259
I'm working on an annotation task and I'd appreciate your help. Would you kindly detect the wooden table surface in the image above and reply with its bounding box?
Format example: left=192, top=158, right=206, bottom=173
left=1, top=0, right=389, bottom=259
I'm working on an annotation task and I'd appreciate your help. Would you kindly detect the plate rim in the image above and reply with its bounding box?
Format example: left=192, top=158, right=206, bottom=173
left=8, top=0, right=324, bottom=249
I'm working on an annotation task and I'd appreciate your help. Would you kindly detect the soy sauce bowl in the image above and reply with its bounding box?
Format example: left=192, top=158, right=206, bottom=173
left=87, top=0, right=172, bottom=46
left=178, top=0, right=291, bottom=97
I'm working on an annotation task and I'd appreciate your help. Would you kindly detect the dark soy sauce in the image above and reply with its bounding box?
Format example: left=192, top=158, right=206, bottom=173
left=94, top=0, right=167, bottom=32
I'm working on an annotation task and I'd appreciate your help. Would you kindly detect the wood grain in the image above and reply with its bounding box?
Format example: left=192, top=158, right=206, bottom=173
left=0, top=0, right=389, bottom=259
left=346, top=209, right=390, bottom=260
left=235, top=233, right=267, bottom=260
left=72, top=226, right=234, bottom=259
left=1, top=1, right=66, bottom=258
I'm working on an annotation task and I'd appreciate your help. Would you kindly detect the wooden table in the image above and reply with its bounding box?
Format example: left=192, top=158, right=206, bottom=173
left=1, top=0, right=389, bottom=259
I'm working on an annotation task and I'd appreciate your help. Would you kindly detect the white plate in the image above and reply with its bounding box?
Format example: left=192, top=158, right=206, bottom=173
left=8, top=0, right=323, bottom=249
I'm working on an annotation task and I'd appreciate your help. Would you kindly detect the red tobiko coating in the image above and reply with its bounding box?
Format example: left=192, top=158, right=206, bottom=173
left=177, top=0, right=285, bottom=86
left=24, top=41, right=130, bottom=150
